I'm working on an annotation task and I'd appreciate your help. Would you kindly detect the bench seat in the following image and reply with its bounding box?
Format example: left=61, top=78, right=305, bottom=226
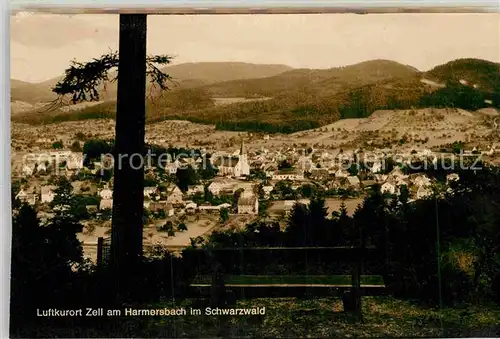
left=191, top=274, right=385, bottom=287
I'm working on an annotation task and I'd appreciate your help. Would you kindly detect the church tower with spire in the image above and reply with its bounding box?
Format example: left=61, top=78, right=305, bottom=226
left=234, top=137, right=250, bottom=177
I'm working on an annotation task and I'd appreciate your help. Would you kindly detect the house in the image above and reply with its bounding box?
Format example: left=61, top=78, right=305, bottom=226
left=186, top=185, right=204, bottom=196
left=272, top=169, right=305, bottom=181
left=99, top=186, right=113, bottom=200
left=185, top=201, right=198, bottom=213
left=15, top=189, right=36, bottom=205
left=207, top=178, right=242, bottom=196
left=309, top=168, right=330, bottom=181
left=100, top=198, right=113, bottom=210
left=283, top=200, right=296, bottom=213
left=416, top=186, right=433, bottom=199
left=346, top=176, right=361, bottom=188
left=361, top=180, right=377, bottom=189
left=334, top=168, right=350, bottom=178
left=165, top=184, right=183, bottom=204
left=374, top=174, right=388, bottom=183
left=165, top=203, right=175, bottom=217
left=297, top=157, right=315, bottom=173
left=410, top=174, right=432, bottom=188
left=237, top=192, right=258, bottom=215
left=325, top=179, right=342, bottom=190
left=144, top=186, right=159, bottom=199
left=148, top=201, right=174, bottom=215
left=446, top=173, right=460, bottom=183
left=381, top=181, right=397, bottom=195
left=36, top=162, right=47, bottom=173
left=212, top=156, right=239, bottom=177
left=370, top=161, right=383, bottom=174
left=262, top=185, right=274, bottom=199
left=388, top=167, right=407, bottom=179
left=67, top=154, right=84, bottom=170
left=22, top=164, right=35, bottom=177
left=40, top=185, right=56, bottom=204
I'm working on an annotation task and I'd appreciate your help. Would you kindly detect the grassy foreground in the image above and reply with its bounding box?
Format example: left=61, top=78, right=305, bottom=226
left=18, top=297, right=500, bottom=338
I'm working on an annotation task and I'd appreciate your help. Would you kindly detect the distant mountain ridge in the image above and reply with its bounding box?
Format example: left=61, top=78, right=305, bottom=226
left=10, top=61, right=293, bottom=106
left=11, top=58, right=500, bottom=133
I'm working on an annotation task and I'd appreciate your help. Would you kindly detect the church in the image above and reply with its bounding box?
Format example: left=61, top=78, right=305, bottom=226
left=213, top=139, right=250, bottom=178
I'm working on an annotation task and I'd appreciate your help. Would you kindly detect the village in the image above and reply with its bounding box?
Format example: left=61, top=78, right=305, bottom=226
left=11, top=117, right=494, bottom=262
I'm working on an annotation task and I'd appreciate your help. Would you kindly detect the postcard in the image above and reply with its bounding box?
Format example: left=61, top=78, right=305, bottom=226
left=9, top=8, right=500, bottom=338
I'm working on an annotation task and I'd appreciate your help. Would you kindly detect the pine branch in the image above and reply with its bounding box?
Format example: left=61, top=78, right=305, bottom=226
left=48, top=51, right=173, bottom=109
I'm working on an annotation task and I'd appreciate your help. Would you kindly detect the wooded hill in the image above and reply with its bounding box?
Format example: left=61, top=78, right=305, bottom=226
left=11, top=58, right=500, bottom=133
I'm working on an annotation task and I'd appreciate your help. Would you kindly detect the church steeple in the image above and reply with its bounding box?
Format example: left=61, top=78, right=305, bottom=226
left=240, top=137, right=246, bottom=156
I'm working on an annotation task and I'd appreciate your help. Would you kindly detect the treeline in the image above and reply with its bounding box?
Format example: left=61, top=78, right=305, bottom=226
left=426, top=58, right=500, bottom=94
left=420, top=80, right=500, bottom=110
left=9, top=165, right=500, bottom=336
left=216, top=120, right=320, bottom=134
left=187, top=165, right=500, bottom=306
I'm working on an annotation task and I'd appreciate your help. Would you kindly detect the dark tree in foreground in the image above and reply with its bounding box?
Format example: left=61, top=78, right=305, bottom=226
left=10, top=205, right=83, bottom=324
left=51, top=14, right=173, bottom=301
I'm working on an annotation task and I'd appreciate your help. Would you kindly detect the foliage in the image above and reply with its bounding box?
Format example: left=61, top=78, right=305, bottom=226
left=51, top=140, right=64, bottom=149
left=51, top=51, right=173, bottom=105
left=176, top=165, right=199, bottom=192
left=82, top=139, right=112, bottom=164
left=219, top=207, right=230, bottom=224
left=272, top=180, right=297, bottom=200
left=10, top=204, right=83, bottom=323
left=70, top=140, right=82, bottom=152
left=278, top=160, right=293, bottom=170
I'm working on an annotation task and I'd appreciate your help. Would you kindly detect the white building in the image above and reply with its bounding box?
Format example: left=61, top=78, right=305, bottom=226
left=272, top=170, right=305, bottom=181
left=446, top=173, right=460, bottom=183
left=22, top=164, right=35, bottom=177
left=67, top=154, right=84, bottom=170
left=381, top=181, right=397, bottom=195
left=41, top=185, right=56, bottom=204
left=370, top=161, right=383, bottom=174
left=100, top=199, right=113, bottom=210
left=37, top=162, right=47, bottom=173
left=99, top=186, right=113, bottom=200
left=237, top=191, right=258, bottom=215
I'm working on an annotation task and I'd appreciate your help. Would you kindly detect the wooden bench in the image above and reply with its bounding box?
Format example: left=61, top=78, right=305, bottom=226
left=190, top=274, right=386, bottom=297
left=183, top=246, right=387, bottom=319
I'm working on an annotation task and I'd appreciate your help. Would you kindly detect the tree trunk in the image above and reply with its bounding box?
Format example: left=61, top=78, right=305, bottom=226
left=110, top=14, right=147, bottom=301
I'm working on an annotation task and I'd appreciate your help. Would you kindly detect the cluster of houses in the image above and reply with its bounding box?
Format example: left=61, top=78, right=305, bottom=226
left=15, top=139, right=469, bottom=221
left=16, top=151, right=84, bottom=178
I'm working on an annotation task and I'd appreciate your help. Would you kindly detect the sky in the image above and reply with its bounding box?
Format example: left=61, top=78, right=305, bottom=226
left=10, top=12, right=500, bottom=83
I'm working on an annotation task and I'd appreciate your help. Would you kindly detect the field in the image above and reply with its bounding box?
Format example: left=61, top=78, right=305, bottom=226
left=79, top=215, right=220, bottom=262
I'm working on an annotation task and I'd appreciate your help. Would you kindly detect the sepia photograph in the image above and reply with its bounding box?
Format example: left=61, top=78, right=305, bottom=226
left=8, top=6, right=500, bottom=338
